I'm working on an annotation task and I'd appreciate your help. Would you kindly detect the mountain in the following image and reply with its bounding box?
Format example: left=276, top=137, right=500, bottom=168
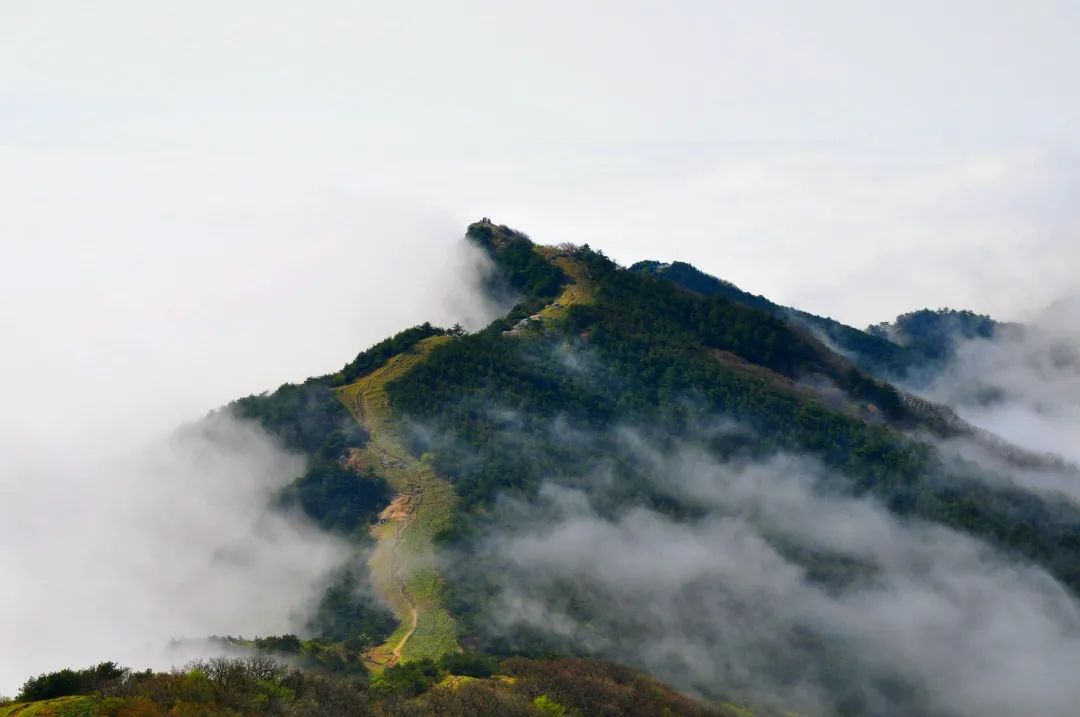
left=630, top=260, right=1005, bottom=380
left=11, top=219, right=1080, bottom=717
left=867, top=307, right=1001, bottom=362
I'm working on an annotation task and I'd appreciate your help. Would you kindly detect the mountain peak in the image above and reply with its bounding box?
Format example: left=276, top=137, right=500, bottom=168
left=465, top=217, right=534, bottom=251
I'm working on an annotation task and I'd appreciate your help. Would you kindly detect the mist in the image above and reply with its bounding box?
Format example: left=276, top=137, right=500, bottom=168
left=0, top=157, right=503, bottom=694
left=924, top=301, right=1080, bottom=465
left=0, top=411, right=340, bottom=694
left=466, top=432, right=1080, bottom=716
left=0, top=150, right=501, bottom=451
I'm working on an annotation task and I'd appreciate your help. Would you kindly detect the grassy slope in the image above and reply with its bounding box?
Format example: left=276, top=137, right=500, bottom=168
left=336, top=335, right=459, bottom=667
left=0, top=697, right=94, bottom=717
left=333, top=244, right=596, bottom=668
left=533, top=247, right=596, bottom=323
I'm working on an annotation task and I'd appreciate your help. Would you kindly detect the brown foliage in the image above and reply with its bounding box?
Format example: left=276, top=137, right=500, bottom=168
left=500, top=657, right=728, bottom=717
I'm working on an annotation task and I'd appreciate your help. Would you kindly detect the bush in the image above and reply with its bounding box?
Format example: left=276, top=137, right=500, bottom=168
left=437, top=652, right=498, bottom=678
left=370, top=660, right=442, bottom=697
left=17, top=661, right=126, bottom=701
left=279, top=462, right=392, bottom=534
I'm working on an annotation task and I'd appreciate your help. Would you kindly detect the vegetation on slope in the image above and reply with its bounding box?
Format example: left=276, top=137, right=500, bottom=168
left=633, top=260, right=1010, bottom=380
left=390, top=235, right=1080, bottom=595
left=465, top=219, right=566, bottom=311
left=204, top=219, right=1080, bottom=714
left=4, top=656, right=733, bottom=717
left=228, top=327, right=473, bottom=665
left=0, top=696, right=96, bottom=717
left=335, top=337, right=460, bottom=666
left=867, top=307, right=999, bottom=362
left=332, top=323, right=450, bottom=388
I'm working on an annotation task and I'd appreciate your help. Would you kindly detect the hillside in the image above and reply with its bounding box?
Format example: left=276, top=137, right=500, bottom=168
left=232, top=220, right=1080, bottom=715
left=0, top=656, right=733, bottom=717
left=631, top=260, right=1006, bottom=380
left=12, top=219, right=1080, bottom=716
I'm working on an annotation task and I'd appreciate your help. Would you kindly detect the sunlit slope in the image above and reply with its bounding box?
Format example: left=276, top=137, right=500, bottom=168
left=0, top=697, right=94, bottom=717
left=330, top=231, right=602, bottom=667
left=336, top=336, right=459, bottom=666
left=532, top=245, right=597, bottom=323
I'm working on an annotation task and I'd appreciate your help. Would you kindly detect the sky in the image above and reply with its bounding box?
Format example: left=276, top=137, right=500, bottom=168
left=4, top=2, right=1079, bottom=437
left=2, top=0, right=1080, bottom=696
left=5, top=3, right=1079, bottom=327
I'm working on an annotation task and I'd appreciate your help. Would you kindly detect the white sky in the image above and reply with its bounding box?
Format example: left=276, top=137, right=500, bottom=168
left=2, top=0, right=1079, bottom=443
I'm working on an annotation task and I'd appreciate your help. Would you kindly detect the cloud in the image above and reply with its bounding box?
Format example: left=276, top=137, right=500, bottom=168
left=0, top=146, right=501, bottom=448
left=468, top=435, right=1080, bottom=717
left=4, top=2, right=1079, bottom=150
left=924, top=298, right=1080, bottom=466
left=0, top=143, right=509, bottom=695
left=0, top=142, right=506, bottom=696
left=0, top=411, right=354, bottom=695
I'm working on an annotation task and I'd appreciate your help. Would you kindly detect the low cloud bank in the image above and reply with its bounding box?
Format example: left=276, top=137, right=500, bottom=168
left=924, top=298, right=1080, bottom=469
left=0, top=162, right=503, bottom=696
left=0, top=412, right=351, bottom=695
left=469, top=433, right=1080, bottom=717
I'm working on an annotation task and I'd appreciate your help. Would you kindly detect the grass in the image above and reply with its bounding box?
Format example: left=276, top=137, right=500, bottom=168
left=532, top=248, right=596, bottom=324
left=336, top=336, right=459, bottom=667
left=335, top=246, right=597, bottom=668
left=0, top=697, right=94, bottom=717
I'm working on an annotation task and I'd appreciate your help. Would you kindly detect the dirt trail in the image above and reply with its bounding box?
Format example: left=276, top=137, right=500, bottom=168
left=339, top=353, right=447, bottom=668
left=372, top=488, right=424, bottom=665
left=389, top=518, right=418, bottom=663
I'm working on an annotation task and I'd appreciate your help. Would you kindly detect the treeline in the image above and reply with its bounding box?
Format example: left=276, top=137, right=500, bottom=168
left=278, top=464, right=391, bottom=536
left=631, top=259, right=921, bottom=376
left=3, top=655, right=731, bottom=717
left=332, top=323, right=451, bottom=387
left=304, top=567, right=398, bottom=652
left=867, top=307, right=999, bottom=362
left=11, top=662, right=125, bottom=703
left=231, top=381, right=363, bottom=459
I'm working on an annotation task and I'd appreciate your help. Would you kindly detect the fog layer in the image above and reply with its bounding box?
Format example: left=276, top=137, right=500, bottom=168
left=0, top=413, right=347, bottom=693
left=0, top=174, right=500, bottom=694
left=470, top=432, right=1080, bottom=717
left=926, top=298, right=1080, bottom=464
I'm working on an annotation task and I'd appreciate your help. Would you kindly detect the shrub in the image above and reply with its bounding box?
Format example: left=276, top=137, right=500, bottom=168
left=17, top=661, right=126, bottom=701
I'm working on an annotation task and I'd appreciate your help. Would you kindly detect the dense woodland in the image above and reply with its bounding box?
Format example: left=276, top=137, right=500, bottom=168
left=386, top=238, right=1080, bottom=594
left=632, top=260, right=1004, bottom=378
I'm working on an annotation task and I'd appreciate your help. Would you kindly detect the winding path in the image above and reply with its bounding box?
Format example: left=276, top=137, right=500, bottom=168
left=336, top=339, right=460, bottom=668
left=389, top=518, right=419, bottom=663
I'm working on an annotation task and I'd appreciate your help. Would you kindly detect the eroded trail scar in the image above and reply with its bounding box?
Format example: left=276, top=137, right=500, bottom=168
left=336, top=338, right=460, bottom=667
left=372, top=488, right=424, bottom=664
left=333, top=254, right=595, bottom=666
left=389, top=515, right=418, bottom=663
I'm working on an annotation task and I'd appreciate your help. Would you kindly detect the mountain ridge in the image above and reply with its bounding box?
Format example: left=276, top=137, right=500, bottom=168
left=14, top=219, right=1080, bottom=716
left=233, top=220, right=1080, bottom=711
